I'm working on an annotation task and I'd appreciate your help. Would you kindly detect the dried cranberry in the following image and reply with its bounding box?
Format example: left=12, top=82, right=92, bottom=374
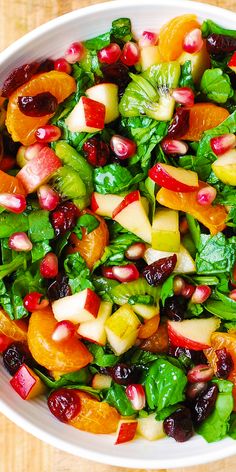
left=37, top=59, right=54, bottom=73
left=169, top=345, right=207, bottom=366
left=206, top=33, right=236, bottom=55
left=51, top=201, right=77, bottom=237
left=47, top=273, right=71, bottom=301
left=18, top=92, right=58, bottom=117
left=215, top=348, right=233, bottom=379
left=83, top=137, right=110, bottom=167
left=48, top=388, right=81, bottom=422
left=3, top=342, right=33, bottom=375
left=101, top=61, right=131, bottom=96
left=109, top=363, right=141, bottom=385
left=186, top=382, right=208, bottom=400
left=1, top=62, right=39, bottom=97
left=191, top=383, right=218, bottom=425
left=161, top=295, right=187, bottom=321
left=143, top=255, right=177, bottom=286
left=167, top=108, right=190, bottom=139
left=163, top=407, right=194, bottom=442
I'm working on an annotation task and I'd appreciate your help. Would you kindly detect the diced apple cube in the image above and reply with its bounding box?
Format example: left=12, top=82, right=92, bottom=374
left=105, top=304, right=140, bottom=355
left=91, top=373, right=112, bottom=390
left=65, top=96, right=105, bottom=133
left=91, top=192, right=123, bottom=218
left=132, top=303, right=159, bottom=320
left=10, top=364, right=46, bottom=400
left=144, top=243, right=196, bottom=273
left=140, top=46, right=163, bottom=70
left=137, top=414, right=166, bottom=441
left=77, top=301, right=112, bottom=345
left=52, top=288, right=101, bottom=324
left=211, top=149, right=236, bottom=186
left=86, top=83, right=119, bottom=123
left=17, top=147, right=61, bottom=193
left=168, top=317, right=221, bottom=350
left=115, top=419, right=138, bottom=444
left=152, top=208, right=180, bottom=252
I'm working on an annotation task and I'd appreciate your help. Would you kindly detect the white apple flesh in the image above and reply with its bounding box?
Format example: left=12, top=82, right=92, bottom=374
left=151, top=208, right=180, bottom=252
left=77, top=301, right=112, bottom=345
left=52, top=288, right=101, bottom=324
left=144, top=244, right=196, bottom=273
left=65, top=96, right=105, bottom=133
left=86, top=83, right=119, bottom=124
left=149, top=163, right=199, bottom=192
left=137, top=414, right=166, bottom=441
left=105, top=304, right=140, bottom=355
left=140, top=46, right=163, bottom=70
left=211, top=149, right=236, bottom=186
left=168, top=317, right=221, bottom=350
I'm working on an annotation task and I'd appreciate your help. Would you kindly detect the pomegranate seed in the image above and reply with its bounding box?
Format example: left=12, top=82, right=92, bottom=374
left=51, top=201, right=77, bottom=237
left=196, top=186, right=217, bottom=206
left=25, top=142, right=45, bottom=161
left=102, top=266, right=116, bottom=279
left=210, top=133, right=236, bottom=156
left=125, top=242, right=146, bottom=260
left=40, top=252, right=58, bottom=279
left=110, top=135, right=136, bottom=159
left=191, top=285, right=212, bottom=304
left=0, top=334, right=12, bottom=353
left=8, top=232, right=32, bottom=252
left=187, top=364, right=213, bottom=383
left=0, top=155, right=16, bottom=172
left=229, top=289, right=236, bottom=301
left=125, top=384, right=146, bottom=410
left=183, top=28, right=203, bottom=54
left=161, top=138, right=188, bottom=155
left=54, top=57, right=72, bottom=74
left=172, top=87, right=195, bottom=107
left=139, top=31, right=158, bottom=47
left=48, top=388, right=81, bottom=422
left=181, top=283, right=195, bottom=299
left=179, top=217, right=189, bottom=234
left=186, top=381, right=208, bottom=400
left=120, top=42, right=140, bottom=66
left=23, top=292, right=49, bottom=312
left=52, top=320, right=75, bottom=342
left=0, top=193, right=26, bottom=213
left=35, top=124, right=61, bottom=143
left=173, top=276, right=186, bottom=295
left=65, top=42, right=85, bottom=64
left=112, top=264, right=139, bottom=283
left=97, top=43, right=121, bottom=64
left=37, top=184, right=60, bottom=211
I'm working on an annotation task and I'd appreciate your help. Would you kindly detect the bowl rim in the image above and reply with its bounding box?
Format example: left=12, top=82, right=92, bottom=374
left=1, top=0, right=236, bottom=467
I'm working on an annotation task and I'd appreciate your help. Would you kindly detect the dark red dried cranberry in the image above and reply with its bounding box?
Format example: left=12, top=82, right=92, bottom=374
left=169, top=345, right=207, bottom=366
left=3, top=342, right=33, bottom=375
left=167, top=108, right=190, bottom=139
left=47, top=273, right=71, bottom=301
left=163, top=407, right=194, bottom=442
left=215, top=348, right=233, bottom=379
left=18, top=92, right=58, bottom=117
left=161, top=295, right=187, bottom=321
left=37, top=59, right=54, bottom=73
left=143, top=255, right=177, bottom=286
left=186, top=382, right=208, bottom=400
left=109, top=363, right=141, bottom=385
left=1, top=62, right=39, bottom=98
left=101, top=61, right=131, bottom=96
left=206, top=33, right=236, bottom=55
left=83, top=137, right=110, bottom=167
left=51, top=201, right=78, bottom=237
left=191, top=383, right=218, bottom=425
left=48, top=388, right=81, bottom=422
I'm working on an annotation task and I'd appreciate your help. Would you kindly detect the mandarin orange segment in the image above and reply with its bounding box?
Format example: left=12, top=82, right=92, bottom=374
left=69, top=391, right=120, bottom=434
left=0, top=170, right=26, bottom=194
left=138, top=315, right=160, bottom=339
left=158, top=14, right=200, bottom=61
left=182, top=103, right=230, bottom=141
left=68, top=209, right=109, bottom=270
left=0, top=308, right=28, bottom=342
left=27, top=308, right=93, bottom=373
left=156, top=181, right=227, bottom=235
left=140, top=322, right=169, bottom=353
left=6, top=71, right=76, bottom=146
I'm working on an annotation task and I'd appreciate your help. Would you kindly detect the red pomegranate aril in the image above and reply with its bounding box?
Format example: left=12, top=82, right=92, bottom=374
left=97, top=43, right=121, bottom=64
left=191, top=285, right=212, bottom=304
left=0, top=193, right=26, bottom=214
left=112, top=264, right=139, bottom=283
left=0, top=334, right=12, bottom=353
left=196, top=186, right=217, bottom=206
left=139, top=31, right=158, bottom=47
left=48, top=388, right=81, bottom=422
left=183, top=28, right=203, bottom=54
left=54, top=57, right=72, bottom=74
left=52, top=320, right=76, bottom=342
left=186, top=381, right=208, bottom=400
left=110, top=135, right=136, bottom=159
left=65, top=42, right=85, bottom=64
left=229, top=289, right=236, bottom=301
left=8, top=232, right=32, bottom=252
left=161, top=138, right=188, bottom=155
left=37, top=184, right=60, bottom=211
left=51, top=201, right=78, bottom=237
left=35, top=124, right=61, bottom=143
left=40, top=252, right=58, bottom=279
left=102, top=266, right=116, bottom=279
left=181, top=283, right=195, bottom=299
left=25, top=142, right=45, bottom=161
left=173, top=276, right=186, bottom=295
left=187, top=364, right=213, bottom=383
left=120, top=42, right=140, bottom=66
left=125, top=242, right=146, bottom=261
left=83, top=137, right=110, bottom=167
left=172, top=87, right=195, bottom=107
left=125, top=384, right=146, bottom=410
left=210, top=133, right=236, bottom=156
left=1, top=62, right=39, bottom=98
left=0, top=155, right=16, bottom=172
left=23, top=292, right=49, bottom=312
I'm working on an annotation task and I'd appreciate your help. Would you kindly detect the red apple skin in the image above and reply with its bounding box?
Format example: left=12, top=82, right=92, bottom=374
left=83, top=288, right=101, bottom=318
left=228, top=52, right=236, bottom=72
left=90, top=193, right=99, bottom=212
left=17, top=147, right=61, bottom=193
left=115, top=421, right=138, bottom=445
left=82, top=96, right=105, bottom=129
left=167, top=322, right=210, bottom=351
left=0, top=334, right=12, bottom=352
left=10, top=364, right=46, bottom=400
left=149, top=163, right=198, bottom=193
left=112, top=190, right=140, bottom=218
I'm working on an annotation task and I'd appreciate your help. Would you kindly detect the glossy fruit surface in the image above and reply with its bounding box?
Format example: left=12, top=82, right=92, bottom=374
left=140, top=322, right=169, bottom=353
left=48, top=388, right=81, bottom=422
left=163, top=407, right=194, bottom=442
left=138, top=314, right=160, bottom=339
left=0, top=308, right=27, bottom=342
left=3, top=342, right=33, bottom=375
left=0, top=170, right=26, bottom=194
left=158, top=14, right=200, bottom=61
left=181, top=103, right=229, bottom=141
left=6, top=71, right=76, bottom=145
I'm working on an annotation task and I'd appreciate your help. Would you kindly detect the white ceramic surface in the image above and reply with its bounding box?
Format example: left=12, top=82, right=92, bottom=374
left=1, top=0, right=236, bottom=468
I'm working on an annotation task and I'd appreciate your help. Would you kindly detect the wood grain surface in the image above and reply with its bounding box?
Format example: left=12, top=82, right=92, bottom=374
left=1, top=1, right=236, bottom=471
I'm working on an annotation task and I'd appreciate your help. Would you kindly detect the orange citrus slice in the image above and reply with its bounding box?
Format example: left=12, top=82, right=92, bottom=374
left=182, top=103, right=230, bottom=141
left=158, top=14, right=200, bottom=61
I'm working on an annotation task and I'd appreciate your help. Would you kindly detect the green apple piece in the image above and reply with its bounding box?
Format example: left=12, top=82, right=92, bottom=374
left=137, top=414, right=166, bottom=441
left=144, top=243, right=196, bottom=273
left=211, top=149, right=236, bottom=185
left=152, top=208, right=180, bottom=252
left=141, top=196, right=149, bottom=215
left=140, top=46, right=163, bottom=71
left=132, top=303, right=159, bottom=320
left=86, top=83, right=119, bottom=124
left=178, top=46, right=210, bottom=83
left=105, top=304, right=140, bottom=355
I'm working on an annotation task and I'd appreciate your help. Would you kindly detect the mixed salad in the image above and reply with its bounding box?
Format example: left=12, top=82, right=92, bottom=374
left=1, top=13, right=236, bottom=445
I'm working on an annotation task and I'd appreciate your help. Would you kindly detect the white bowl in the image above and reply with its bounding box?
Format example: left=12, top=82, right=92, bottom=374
left=1, top=0, right=236, bottom=468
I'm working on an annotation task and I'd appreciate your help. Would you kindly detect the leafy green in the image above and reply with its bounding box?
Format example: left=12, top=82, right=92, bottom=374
left=94, top=164, right=133, bottom=194
left=202, top=19, right=236, bottom=38
left=87, top=343, right=119, bottom=367
left=229, top=412, right=236, bottom=439
left=179, top=61, right=195, bottom=90
left=200, top=69, right=233, bottom=104
left=139, top=177, right=156, bottom=219
left=35, top=368, right=90, bottom=389
left=64, top=253, right=94, bottom=293
left=0, top=255, right=26, bottom=280
left=155, top=404, right=180, bottom=421
left=1, top=238, right=13, bottom=264
left=0, top=212, right=28, bottom=238
left=128, top=294, right=154, bottom=305
left=130, top=349, right=159, bottom=365
left=84, top=32, right=110, bottom=50
left=92, top=276, right=119, bottom=302
left=204, top=290, right=236, bottom=321
left=186, top=215, right=201, bottom=249
left=105, top=383, right=136, bottom=416
left=93, top=231, right=140, bottom=269
left=73, top=213, right=99, bottom=240
left=28, top=210, right=54, bottom=243
left=196, top=233, right=236, bottom=274
left=111, top=18, right=132, bottom=42
left=31, top=241, right=51, bottom=263
left=160, top=274, right=175, bottom=305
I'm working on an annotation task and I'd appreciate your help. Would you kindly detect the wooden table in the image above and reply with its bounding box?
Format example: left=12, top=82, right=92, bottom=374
left=1, top=0, right=236, bottom=470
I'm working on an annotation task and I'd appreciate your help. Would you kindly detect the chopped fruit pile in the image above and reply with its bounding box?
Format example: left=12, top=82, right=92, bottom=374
left=1, top=13, right=236, bottom=447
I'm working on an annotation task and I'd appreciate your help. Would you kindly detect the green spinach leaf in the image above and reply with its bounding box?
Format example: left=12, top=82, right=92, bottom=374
left=105, top=383, right=136, bottom=416
left=64, top=252, right=94, bottom=293
left=200, top=69, right=233, bottom=104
